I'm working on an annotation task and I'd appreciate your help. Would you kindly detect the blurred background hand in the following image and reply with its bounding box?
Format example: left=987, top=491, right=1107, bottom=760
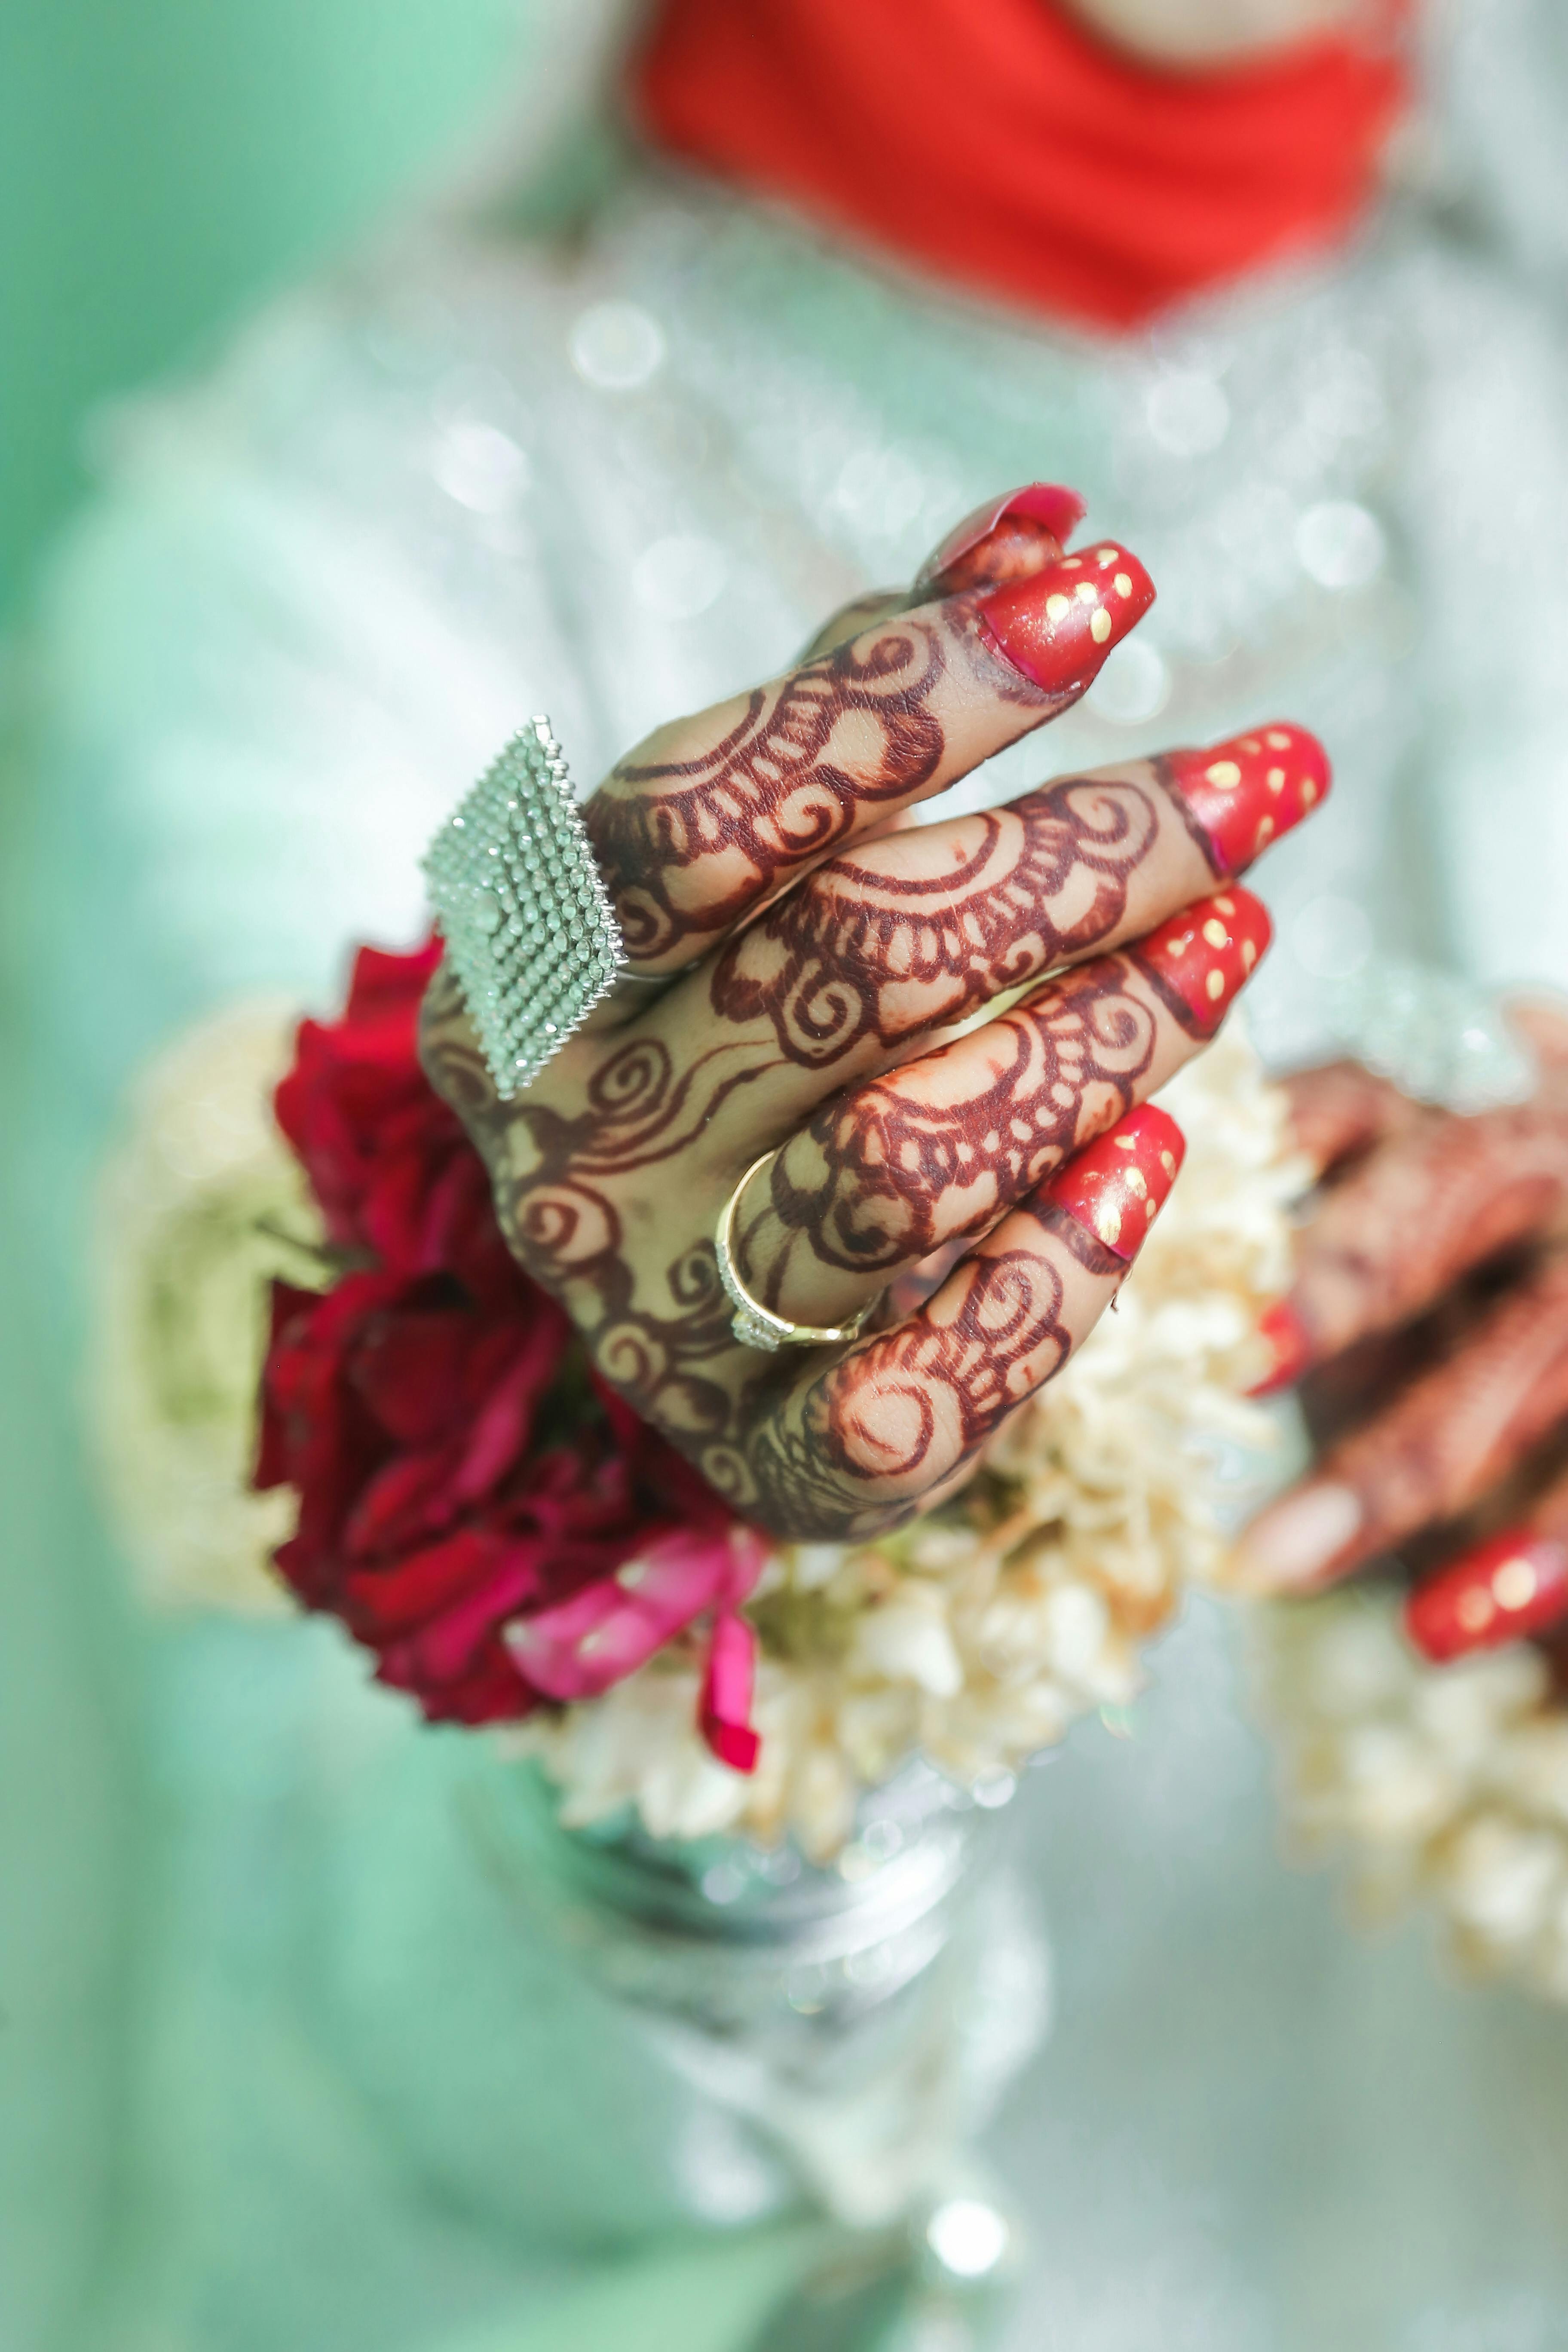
left=1236, top=1001, right=1568, bottom=1665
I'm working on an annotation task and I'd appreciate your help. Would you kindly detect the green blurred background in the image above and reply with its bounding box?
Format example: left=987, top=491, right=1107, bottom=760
left=1, top=0, right=542, bottom=622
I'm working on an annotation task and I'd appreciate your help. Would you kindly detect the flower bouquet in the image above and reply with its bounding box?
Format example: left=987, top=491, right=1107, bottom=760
left=96, top=934, right=1301, bottom=1861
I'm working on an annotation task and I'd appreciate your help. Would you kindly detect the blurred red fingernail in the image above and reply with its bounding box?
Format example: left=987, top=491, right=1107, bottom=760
left=1164, top=724, right=1331, bottom=876
left=979, top=541, right=1155, bottom=698
left=1037, top=1102, right=1185, bottom=1263
left=1132, top=888, right=1272, bottom=1038
left=917, top=483, right=1087, bottom=591
left=1247, top=1297, right=1314, bottom=1396
left=1405, top=1531, right=1568, bottom=1663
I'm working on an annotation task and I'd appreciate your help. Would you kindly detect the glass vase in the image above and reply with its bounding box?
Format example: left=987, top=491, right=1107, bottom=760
left=467, top=1757, right=1050, bottom=2264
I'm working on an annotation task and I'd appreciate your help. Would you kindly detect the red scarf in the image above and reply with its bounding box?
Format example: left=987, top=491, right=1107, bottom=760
left=628, top=0, right=1408, bottom=332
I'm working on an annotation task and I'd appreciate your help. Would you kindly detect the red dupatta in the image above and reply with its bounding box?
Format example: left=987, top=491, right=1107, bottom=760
left=629, top=0, right=1409, bottom=332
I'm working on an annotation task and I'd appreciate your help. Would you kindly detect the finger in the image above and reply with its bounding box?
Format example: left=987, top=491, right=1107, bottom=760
left=585, top=532, right=1155, bottom=974
left=1282, top=1060, right=1427, bottom=1177
left=1232, top=1253, right=1568, bottom=1594
left=795, top=482, right=1087, bottom=663
left=682, top=724, right=1326, bottom=1121
left=1256, top=1096, right=1568, bottom=1390
left=753, top=1106, right=1184, bottom=1535
left=732, top=886, right=1268, bottom=1329
left=1405, top=1494, right=1568, bottom=1663
left=1501, top=992, right=1568, bottom=1072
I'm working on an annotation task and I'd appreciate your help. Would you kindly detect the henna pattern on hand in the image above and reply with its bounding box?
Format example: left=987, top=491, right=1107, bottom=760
left=709, top=777, right=1161, bottom=1069
left=586, top=617, right=953, bottom=964
left=745, top=1241, right=1073, bottom=1535
left=421, top=975, right=744, bottom=1449
left=422, top=955, right=1130, bottom=1540
left=759, top=959, right=1159, bottom=1285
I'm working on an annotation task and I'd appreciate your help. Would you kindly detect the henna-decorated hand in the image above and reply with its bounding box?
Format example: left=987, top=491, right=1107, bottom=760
left=422, top=484, right=1328, bottom=1541
left=1234, top=1001, right=1568, bottom=1662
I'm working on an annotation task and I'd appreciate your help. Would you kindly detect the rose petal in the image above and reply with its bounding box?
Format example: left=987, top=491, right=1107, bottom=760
left=700, top=1610, right=761, bottom=1774
left=504, top=1525, right=768, bottom=1701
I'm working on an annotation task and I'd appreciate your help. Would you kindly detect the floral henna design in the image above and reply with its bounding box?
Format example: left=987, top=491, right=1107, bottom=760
left=588, top=542, right=1155, bottom=973
left=761, top=959, right=1162, bottom=1283
left=709, top=776, right=1162, bottom=1069
left=742, top=1245, right=1073, bottom=1534
left=747, top=1105, right=1185, bottom=1535
left=420, top=973, right=744, bottom=1446
left=822, top=1249, right=1073, bottom=1488
left=587, top=618, right=952, bottom=965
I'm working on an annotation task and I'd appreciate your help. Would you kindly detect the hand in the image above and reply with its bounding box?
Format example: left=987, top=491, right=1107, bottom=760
left=1234, top=1002, right=1568, bottom=1659
left=422, top=484, right=1326, bottom=1542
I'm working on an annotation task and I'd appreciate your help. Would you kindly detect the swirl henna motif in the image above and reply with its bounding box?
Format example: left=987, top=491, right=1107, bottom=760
left=420, top=997, right=742, bottom=1444
left=587, top=619, right=950, bottom=963
left=710, top=777, right=1163, bottom=1069
left=744, top=1241, right=1075, bottom=1532
left=760, top=961, right=1161, bottom=1284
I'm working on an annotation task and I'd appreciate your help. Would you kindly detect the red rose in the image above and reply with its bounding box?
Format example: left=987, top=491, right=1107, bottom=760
left=275, top=939, right=509, bottom=1300
left=257, top=940, right=763, bottom=1754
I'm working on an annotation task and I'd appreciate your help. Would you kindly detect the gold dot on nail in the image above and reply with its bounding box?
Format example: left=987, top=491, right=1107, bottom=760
left=1090, top=608, right=1112, bottom=643
left=1242, top=737, right=1261, bottom=754
left=1126, top=1167, right=1148, bottom=1199
left=1205, top=968, right=1225, bottom=1001
left=1114, top=572, right=1133, bottom=598
left=1458, top=1587, right=1495, bottom=1632
left=1046, top=592, right=1070, bottom=621
left=1114, top=1134, right=1136, bottom=1150
left=1266, top=729, right=1292, bottom=750
left=1160, top=1150, right=1177, bottom=1176
left=1302, top=778, right=1318, bottom=805
left=1494, top=1557, right=1539, bottom=1611
left=1241, top=938, right=1257, bottom=970
left=1096, top=1203, right=1123, bottom=1245
left=1255, top=818, right=1274, bottom=847
left=1075, top=581, right=1099, bottom=604
left=1202, top=918, right=1228, bottom=947
left=1267, top=767, right=1286, bottom=792
left=1214, top=894, right=1235, bottom=914
left=1062, top=556, right=1083, bottom=570
left=1097, top=546, right=1117, bottom=565
left=1205, top=760, right=1242, bottom=790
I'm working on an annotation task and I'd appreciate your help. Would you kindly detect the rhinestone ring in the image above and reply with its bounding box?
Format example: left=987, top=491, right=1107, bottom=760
left=716, top=1150, right=877, bottom=1353
left=423, top=717, right=625, bottom=1099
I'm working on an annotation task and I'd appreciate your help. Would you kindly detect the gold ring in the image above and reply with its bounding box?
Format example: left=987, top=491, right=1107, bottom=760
left=715, top=1150, right=876, bottom=1353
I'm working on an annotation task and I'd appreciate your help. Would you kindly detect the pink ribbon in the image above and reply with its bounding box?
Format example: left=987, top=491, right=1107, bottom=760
left=503, top=1524, right=769, bottom=1770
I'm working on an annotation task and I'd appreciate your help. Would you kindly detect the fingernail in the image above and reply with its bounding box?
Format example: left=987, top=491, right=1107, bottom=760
left=1247, top=1297, right=1314, bottom=1396
left=1132, top=888, right=1272, bottom=1038
left=1405, top=1531, right=1568, bottom=1663
left=1164, top=724, right=1332, bottom=876
left=1037, top=1103, right=1185, bottom=1263
left=1231, top=1481, right=1363, bottom=1592
left=978, top=541, right=1155, bottom=698
left=917, top=482, right=1087, bottom=592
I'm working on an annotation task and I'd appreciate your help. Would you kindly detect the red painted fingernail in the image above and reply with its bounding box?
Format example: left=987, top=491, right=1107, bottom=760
left=1132, top=888, right=1272, bottom=1038
left=1037, top=1103, right=1185, bottom=1263
left=1405, top=1531, right=1568, bottom=1663
left=978, top=541, right=1156, bottom=698
left=1247, top=1297, right=1314, bottom=1396
left=917, top=482, right=1088, bottom=591
left=1164, top=724, right=1332, bottom=876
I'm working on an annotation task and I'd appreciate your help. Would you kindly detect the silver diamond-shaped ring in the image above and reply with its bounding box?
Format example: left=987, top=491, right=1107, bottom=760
left=423, top=717, right=628, bottom=1100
